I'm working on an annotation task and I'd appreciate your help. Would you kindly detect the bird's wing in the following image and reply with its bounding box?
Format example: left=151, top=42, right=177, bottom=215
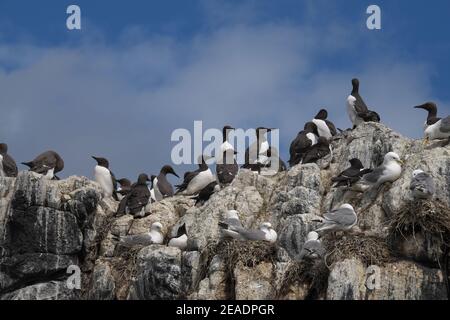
left=323, top=207, right=356, bottom=226
left=361, top=166, right=385, bottom=183
left=110, top=171, right=119, bottom=201
left=120, top=233, right=152, bottom=247
left=224, top=217, right=243, bottom=229
left=238, top=228, right=267, bottom=241
left=3, top=154, right=18, bottom=177
left=353, top=94, right=369, bottom=113
left=325, top=120, right=337, bottom=136
left=411, top=173, right=435, bottom=192
left=127, top=186, right=150, bottom=211
left=176, top=171, right=199, bottom=192
left=440, top=116, right=450, bottom=132
left=157, top=176, right=174, bottom=197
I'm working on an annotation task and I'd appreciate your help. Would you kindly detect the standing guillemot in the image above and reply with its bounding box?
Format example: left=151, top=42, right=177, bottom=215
left=22, top=150, right=64, bottom=180
left=117, top=173, right=151, bottom=218
left=176, top=155, right=215, bottom=195
left=288, top=122, right=319, bottom=166
left=414, top=102, right=450, bottom=144
left=92, top=156, right=119, bottom=201
left=0, top=143, right=18, bottom=177
left=154, top=165, right=179, bottom=200
left=216, top=125, right=239, bottom=185
left=242, top=127, right=273, bottom=171
left=312, top=109, right=337, bottom=139
left=346, top=78, right=380, bottom=128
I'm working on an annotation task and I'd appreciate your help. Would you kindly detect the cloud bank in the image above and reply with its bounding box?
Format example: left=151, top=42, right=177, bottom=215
left=0, top=1, right=447, bottom=181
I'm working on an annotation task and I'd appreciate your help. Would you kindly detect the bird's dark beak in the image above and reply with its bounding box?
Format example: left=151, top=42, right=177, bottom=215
left=234, top=150, right=238, bottom=155
left=172, top=172, right=180, bottom=178
left=91, top=156, right=98, bottom=161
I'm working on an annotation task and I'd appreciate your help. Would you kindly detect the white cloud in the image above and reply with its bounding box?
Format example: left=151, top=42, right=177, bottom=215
left=0, top=5, right=447, bottom=180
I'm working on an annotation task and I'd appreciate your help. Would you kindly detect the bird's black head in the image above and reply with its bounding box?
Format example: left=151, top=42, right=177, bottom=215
left=304, top=122, right=317, bottom=134
left=137, top=173, right=151, bottom=185
left=117, top=178, right=131, bottom=187
left=414, top=102, right=437, bottom=114
left=0, top=143, right=7, bottom=154
left=176, top=223, right=187, bottom=237
left=351, top=78, right=360, bottom=93
left=222, top=125, right=235, bottom=139
left=92, top=156, right=109, bottom=168
left=349, top=158, right=364, bottom=169
left=315, top=109, right=328, bottom=120
left=161, top=165, right=179, bottom=178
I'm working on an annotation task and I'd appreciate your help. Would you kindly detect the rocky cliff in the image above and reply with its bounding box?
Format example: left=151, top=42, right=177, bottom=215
left=0, top=122, right=449, bottom=300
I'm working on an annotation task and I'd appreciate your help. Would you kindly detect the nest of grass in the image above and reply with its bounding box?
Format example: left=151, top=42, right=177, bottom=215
left=205, top=239, right=277, bottom=299
left=389, top=199, right=450, bottom=241
left=275, top=259, right=329, bottom=300
left=110, top=247, right=142, bottom=300
left=324, top=233, right=392, bottom=267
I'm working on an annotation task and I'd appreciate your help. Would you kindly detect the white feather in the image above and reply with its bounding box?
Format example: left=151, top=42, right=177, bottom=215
left=94, top=165, right=114, bottom=197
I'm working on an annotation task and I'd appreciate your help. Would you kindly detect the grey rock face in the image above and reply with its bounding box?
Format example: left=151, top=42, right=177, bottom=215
left=1, top=122, right=450, bottom=300
left=327, top=258, right=447, bottom=300
left=0, top=172, right=101, bottom=299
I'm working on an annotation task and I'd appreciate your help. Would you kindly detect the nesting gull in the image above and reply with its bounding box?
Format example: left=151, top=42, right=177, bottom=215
left=314, top=203, right=357, bottom=233
left=299, top=231, right=325, bottom=260
left=410, top=169, right=435, bottom=200
left=353, top=152, right=403, bottom=191
left=118, top=222, right=164, bottom=247
left=219, top=219, right=277, bottom=243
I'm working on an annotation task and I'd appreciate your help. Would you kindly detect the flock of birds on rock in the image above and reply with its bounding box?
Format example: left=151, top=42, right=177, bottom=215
left=0, top=78, right=448, bottom=254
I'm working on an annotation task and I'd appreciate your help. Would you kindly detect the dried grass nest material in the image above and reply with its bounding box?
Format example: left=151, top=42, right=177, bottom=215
left=207, top=239, right=277, bottom=269
left=389, top=199, right=450, bottom=239
left=110, top=247, right=142, bottom=299
left=276, top=259, right=329, bottom=299
left=324, top=233, right=392, bottom=267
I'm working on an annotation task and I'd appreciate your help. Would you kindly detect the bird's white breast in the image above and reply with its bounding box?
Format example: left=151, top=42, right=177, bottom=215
left=0, top=155, right=4, bottom=177
left=220, top=141, right=234, bottom=153
left=346, top=95, right=362, bottom=125
left=43, top=168, right=55, bottom=180
left=306, top=133, right=318, bottom=145
left=168, top=234, right=188, bottom=250
left=185, top=169, right=215, bottom=195
left=425, top=119, right=450, bottom=139
left=264, top=229, right=278, bottom=243
left=94, top=166, right=113, bottom=196
left=150, top=230, right=164, bottom=244
left=382, top=162, right=402, bottom=183
left=312, top=119, right=332, bottom=139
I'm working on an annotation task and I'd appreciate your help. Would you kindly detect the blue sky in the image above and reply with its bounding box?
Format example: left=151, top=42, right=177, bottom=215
left=1, top=0, right=449, bottom=181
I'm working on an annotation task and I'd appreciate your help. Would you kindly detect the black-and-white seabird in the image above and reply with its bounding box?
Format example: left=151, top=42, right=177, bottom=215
left=314, top=203, right=357, bottom=233
left=312, top=109, right=337, bottom=139
left=410, top=169, right=435, bottom=200
left=149, top=174, right=157, bottom=202
left=153, top=165, right=179, bottom=200
left=175, top=155, right=215, bottom=195
left=288, top=122, right=319, bottom=166
left=216, top=125, right=239, bottom=184
left=301, top=136, right=331, bottom=164
left=22, top=150, right=64, bottom=180
left=414, top=102, right=450, bottom=144
left=92, top=156, right=119, bottom=201
left=242, top=127, right=274, bottom=171
left=331, top=158, right=373, bottom=187
left=116, top=178, right=132, bottom=196
left=353, top=152, right=403, bottom=191
left=0, top=143, right=18, bottom=177
left=117, top=173, right=151, bottom=218
left=168, top=223, right=188, bottom=250
left=118, top=222, right=164, bottom=247
left=256, top=146, right=287, bottom=174
left=191, top=180, right=219, bottom=206
left=347, top=78, right=380, bottom=128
